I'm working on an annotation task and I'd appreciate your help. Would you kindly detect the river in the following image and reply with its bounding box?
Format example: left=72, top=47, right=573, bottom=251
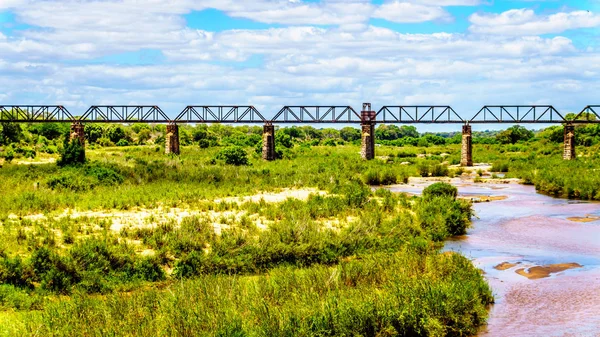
left=389, top=178, right=600, bottom=337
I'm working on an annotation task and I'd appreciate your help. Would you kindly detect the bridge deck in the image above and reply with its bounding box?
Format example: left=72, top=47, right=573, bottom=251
left=1, top=104, right=598, bottom=124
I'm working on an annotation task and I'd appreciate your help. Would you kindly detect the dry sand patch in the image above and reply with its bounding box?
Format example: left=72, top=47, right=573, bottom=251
left=567, top=215, right=600, bottom=223
left=515, top=263, right=583, bottom=280
left=494, top=262, right=520, bottom=271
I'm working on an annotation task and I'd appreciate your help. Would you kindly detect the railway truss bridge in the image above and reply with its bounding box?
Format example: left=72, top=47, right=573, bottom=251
left=1, top=103, right=598, bottom=165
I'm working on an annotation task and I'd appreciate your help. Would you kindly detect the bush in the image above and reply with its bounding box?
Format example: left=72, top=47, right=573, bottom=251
left=97, top=137, right=114, bottom=147
left=215, top=146, right=250, bottom=166
left=418, top=162, right=430, bottom=177
left=323, top=139, right=337, bottom=147
left=423, top=182, right=458, bottom=200
left=106, top=126, right=126, bottom=143
left=430, top=164, right=449, bottom=177
left=173, top=251, right=205, bottom=278
left=363, top=169, right=397, bottom=185
left=116, top=139, right=130, bottom=147
left=2, top=148, right=15, bottom=163
left=0, top=256, right=34, bottom=289
left=15, top=146, right=36, bottom=159
left=198, top=139, right=210, bottom=149
left=132, top=257, right=165, bottom=282
left=57, top=139, right=86, bottom=167
left=491, top=161, right=509, bottom=173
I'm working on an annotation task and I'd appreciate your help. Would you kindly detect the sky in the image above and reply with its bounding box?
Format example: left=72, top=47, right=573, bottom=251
left=0, top=0, right=599, bottom=129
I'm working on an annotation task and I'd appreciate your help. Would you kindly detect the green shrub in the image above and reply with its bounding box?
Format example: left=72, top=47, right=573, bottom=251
left=173, top=251, right=206, bottom=278
left=2, top=147, right=15, bottom=163
left=430, top=164, right=449, bottom=177
left=116, top=139, right=130, bottom=147
left=97, top=137, right=114, bottom=147
left=418, top=162, right=430, bottom=177
left=0, top=256, right=34, bottom=289
left=85, top=164, right=124, bottom=185
left=58, top=138, right=86, bottom=167
left=423, top=182, right=458, bottom=200
left=323, top=139, right=337, bottom=147
left=379, top=170, right=397, bottom=185
left=198, top=139, right=210, bottom=149
left=133, top=257, right=166, bottom=282
left=215, top=146, right=250, bottom=166
left=362, top=169, right=380, bottom=185
left=491, top=161, right=509, bottom=172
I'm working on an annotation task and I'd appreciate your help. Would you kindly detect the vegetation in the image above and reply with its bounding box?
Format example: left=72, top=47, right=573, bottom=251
left=57, top=138, right=86, bottom=167
left=3, top=117, right=600, bottom=335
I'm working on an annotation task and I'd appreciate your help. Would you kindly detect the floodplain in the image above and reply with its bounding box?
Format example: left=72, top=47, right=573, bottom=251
left=1, top=122, right=600, bottom=336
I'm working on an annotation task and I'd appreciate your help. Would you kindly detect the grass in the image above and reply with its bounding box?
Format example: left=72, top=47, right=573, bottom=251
left=0, top=143, right=497, bottom=336
left=9, top=251, right=492, bottom=337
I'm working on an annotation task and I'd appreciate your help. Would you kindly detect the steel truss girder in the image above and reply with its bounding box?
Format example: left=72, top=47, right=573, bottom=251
left=174, top=106, right=266, bottom=123
left=271, top=106, right=360, bottom=123
left=571, top=105, right=600, bottom=123
left=376, top=106, right=463, bottom=123
left=469, top=105, right=565, bottom=124
left=80, top=106, right=169, bottom=123
left=0, top=105, right=75, bottom=122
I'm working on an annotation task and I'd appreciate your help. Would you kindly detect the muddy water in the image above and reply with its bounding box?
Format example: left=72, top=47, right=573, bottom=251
left=389, top=179, right=600, bottom=337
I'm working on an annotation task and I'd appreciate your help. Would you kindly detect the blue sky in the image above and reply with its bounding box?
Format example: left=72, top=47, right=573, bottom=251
left=0, top=0, right=599, bottom=130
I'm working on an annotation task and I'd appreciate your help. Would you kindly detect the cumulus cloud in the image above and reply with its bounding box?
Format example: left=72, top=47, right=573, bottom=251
left=469, top=9, right=600, bottom=35
left=372, top=1, right=451, bottom=23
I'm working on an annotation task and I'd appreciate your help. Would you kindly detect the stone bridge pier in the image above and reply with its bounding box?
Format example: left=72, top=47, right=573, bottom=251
left=262, top=123, right=275, bottom=161
left=563, top=123, right=576, bottom=160
left=165, top=124, right=180, bottom=155
left=460, top=124, right=473, bottom=167
left=70, top=122, right=85, bottom=146
left=361, top=103, right=376, bottom=160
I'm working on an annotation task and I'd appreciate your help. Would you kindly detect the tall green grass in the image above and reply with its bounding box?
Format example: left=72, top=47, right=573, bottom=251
left=12, top=250, right=492, bottom=337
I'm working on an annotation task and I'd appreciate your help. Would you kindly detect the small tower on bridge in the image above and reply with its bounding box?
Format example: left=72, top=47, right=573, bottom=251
left=361, top=103, right=376, bottom=160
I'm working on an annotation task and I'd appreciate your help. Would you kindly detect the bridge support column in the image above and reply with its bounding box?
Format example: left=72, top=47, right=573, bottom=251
left=563, top=124, right=576, bottom=160
left=70, top=122, right=85, bottom=147
left=165, top=124, right=180, bottom=155
left=262, top=123, right=275, bottom=161
left=461, top=124, right=473, bottom=167
left=361, top=103, right=376, bottom=160
left=361, top=122, right=375, bottom=160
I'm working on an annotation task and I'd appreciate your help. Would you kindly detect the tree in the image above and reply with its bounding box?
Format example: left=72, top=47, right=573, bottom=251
left=275, top=131, right=293, bottom=148
left=398, top=125, right=419, bottom=138
left=192, top=125, right=208, bottom=141
left=496, top=125, right=534, bottom=144
left=215, top=146, right=249, bottom=166
left=137, top=129, right=152, bottom=144
left=106, top=126, right=126, bottom=144
left=281, top=126, right=304, bottom=139
left=340, top=127, right=361, bottom=142
left=84, top=124, right=104, bottom=144
left=29, top=123, right=68, bottom=140
left=58, top=138, right=86, bottom=166
left=0, top=122, right=22, bottom=145
left=375, top=125, right=399, bottom=140
left=300, top=126, right=321, bottom=140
